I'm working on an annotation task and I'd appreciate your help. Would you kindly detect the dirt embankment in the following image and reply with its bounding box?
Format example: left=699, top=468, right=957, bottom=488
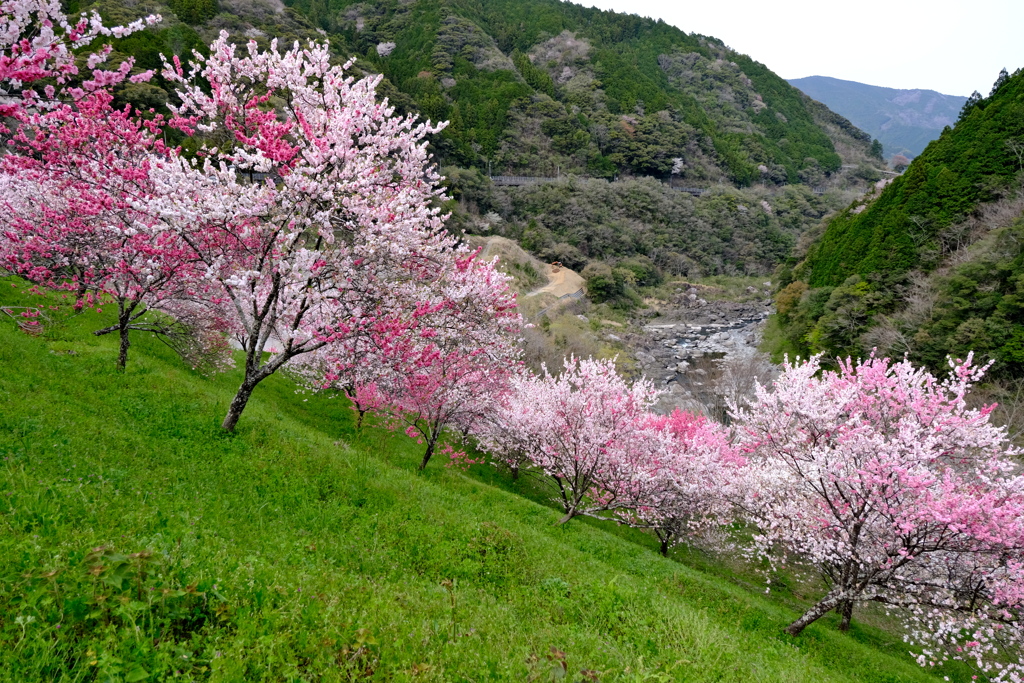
left=463, top=235, right=585, bottom=299
left=525, top=263, right=585, bottom=298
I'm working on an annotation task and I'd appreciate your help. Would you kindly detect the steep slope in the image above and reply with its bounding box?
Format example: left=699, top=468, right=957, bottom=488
left=89, top=0, right=877, bottom=188
left=0, top=283, right=963, bottom=681
left=769, top=68, right=1024, bottom=374
left=325, top=0, right=874, bottom=185
left=789, top=75, right=967, bottom=159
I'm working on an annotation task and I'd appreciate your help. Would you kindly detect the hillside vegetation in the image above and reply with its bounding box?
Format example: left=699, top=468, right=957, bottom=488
left=78, top=0, right=888, bottom=290
left=768, top=67, right=1024, bottom=377
left=0, top=281, right=970, bottom=682
left=470, top=176, right=851, bottom=277
left=88, top=0, right=879, bottom=188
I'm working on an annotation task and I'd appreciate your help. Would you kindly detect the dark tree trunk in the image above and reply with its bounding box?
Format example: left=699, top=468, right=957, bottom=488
left=785, top=591, right=848, bottom=636
left=219, top=327, right=298, bottom=431
left=553, top=475, right=575, bottom=524
left=117, top=323, right=131, bottom=371
left=94, top=299, right=137, bottom=371
left=837, top=599, right=855, bottom=631
left=655, top=528, right=675, bottom=556
left=74, top=279, right=88, bottom=311
left=418, top=434, right=438, bottom=471
left=222, top=378, right=258, bottom=431
left=510, top=464, right=519, bottom=481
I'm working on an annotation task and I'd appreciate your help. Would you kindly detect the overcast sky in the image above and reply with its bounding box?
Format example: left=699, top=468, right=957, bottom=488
left=575, top=0, right=1023, bottom=97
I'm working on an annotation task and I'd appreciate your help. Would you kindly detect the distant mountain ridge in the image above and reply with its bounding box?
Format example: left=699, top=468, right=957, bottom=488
left=787, top=75, right=966, bottom=159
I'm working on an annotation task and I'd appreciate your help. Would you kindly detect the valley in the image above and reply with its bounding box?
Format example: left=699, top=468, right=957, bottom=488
left=2, top=0, right=1023, bottom=680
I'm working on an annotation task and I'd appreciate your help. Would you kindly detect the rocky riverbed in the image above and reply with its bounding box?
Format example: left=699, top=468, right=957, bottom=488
left=632, top=295, right=774, bottom=413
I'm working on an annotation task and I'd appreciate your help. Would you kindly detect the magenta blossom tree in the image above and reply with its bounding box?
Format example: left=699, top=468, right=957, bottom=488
left=0, top=1, right=226, bottom=370
left=1, top=0, right=159, bottom=122
left=292, top=246, right=522, bottom=469
left=732, top=353, right=1024, bottom=655
left=0, top=90, right=225, bottom=370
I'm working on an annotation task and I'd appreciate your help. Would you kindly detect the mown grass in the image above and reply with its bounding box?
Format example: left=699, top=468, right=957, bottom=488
left=0, top=281, right=972, bottom=682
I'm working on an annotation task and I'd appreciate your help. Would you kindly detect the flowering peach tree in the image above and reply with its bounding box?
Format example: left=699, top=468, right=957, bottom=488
left=292, top=246, right=522, bottom=469
left=623, top=409, right=745, bottom=555
left=149, top=34, right=470, bottom=430
left=732, top=352, right=1024, bottom=678
left=479, top=356, right=671, bottom=524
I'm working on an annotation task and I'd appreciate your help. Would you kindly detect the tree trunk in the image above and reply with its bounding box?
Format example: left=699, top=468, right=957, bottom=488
left=222, top=378, right=258, bottom=431
left=655, top=528, right=674, bottom=556
left=837, top=599, right=855, bottom=631
left=92, top=300, right=137, bottom=370
left=117, top=322, right=131, bottom=372
left=418, top=435, right=437, bottom=471
left=784, top=591, right=848, bottom=636
left=556, top=510, right=577, bottom=525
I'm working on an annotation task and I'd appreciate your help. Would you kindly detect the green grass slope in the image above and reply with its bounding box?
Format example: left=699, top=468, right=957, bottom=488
left=0, top=282, right=963, bottom=681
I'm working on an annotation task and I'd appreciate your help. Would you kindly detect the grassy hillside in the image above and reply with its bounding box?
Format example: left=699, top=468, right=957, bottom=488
left=0, top=281, right=971, bottom=681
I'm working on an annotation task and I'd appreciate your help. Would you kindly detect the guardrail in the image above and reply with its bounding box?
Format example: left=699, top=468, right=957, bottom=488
left=490, top=175, right=558, bottom=186
left=534, top=288, right=586, bottom=319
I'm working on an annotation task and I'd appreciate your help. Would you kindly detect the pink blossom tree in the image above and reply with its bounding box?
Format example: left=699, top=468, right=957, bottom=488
left=732, top=353, right=1024, bottom=648
left=0, top=89, right=225, bottom=370
left=0, top=1, right=226, bottom=370
left=621, top=410, right=745, bottom=556
left=381, top=248, right=521, bottom=469
left=478, top=356, right=666, bottom=524
left=292, top=247, right=522, bottom=469
left=149, top=33, right=464, bottom=430
left=1, top=0, right=159, bottom=122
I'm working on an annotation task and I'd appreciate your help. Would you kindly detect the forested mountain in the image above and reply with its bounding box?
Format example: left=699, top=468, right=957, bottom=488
left=788, top=75, right=966, bottom=160
left=73, top=0, right=894, bottom=283
left=90, top=0, right=879, bottom=188
left=451, top=174, right=847, bottom=278
left=770, top=68, right=1024, bottom=377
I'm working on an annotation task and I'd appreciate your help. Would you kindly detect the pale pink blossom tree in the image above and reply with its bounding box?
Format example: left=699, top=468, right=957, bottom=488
left=478, top=356, right=666, bottom=524
left=149, top=33, right=459, bottom=430
left=732, top=353, right=1024, bottom=649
